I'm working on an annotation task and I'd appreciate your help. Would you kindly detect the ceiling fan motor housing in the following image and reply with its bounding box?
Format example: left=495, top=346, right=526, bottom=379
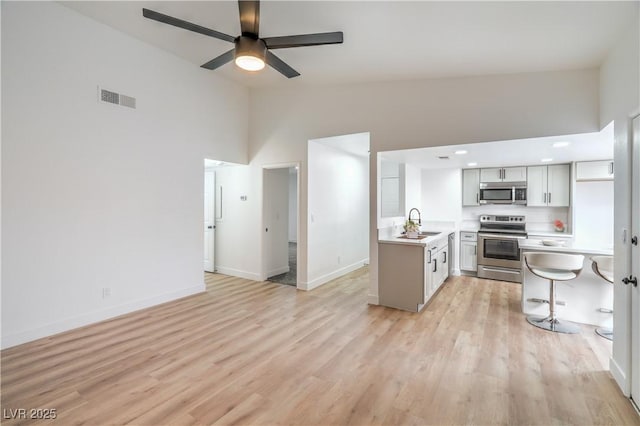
left=235, top=36, right=267, bottom=62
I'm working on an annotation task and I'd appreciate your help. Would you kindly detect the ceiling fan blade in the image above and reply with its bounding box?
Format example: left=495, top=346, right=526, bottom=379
left=201, top=49, right=236, bottom=70
left=142, top=8, right=235, bottom=43
left=263, top=32, right=343, bottom=49
left=238, top=0, right=260, bottom=36
left=265, top=51, right=300, bottom=78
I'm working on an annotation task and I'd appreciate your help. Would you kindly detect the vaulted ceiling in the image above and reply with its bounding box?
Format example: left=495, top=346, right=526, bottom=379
left=62, top=1, right=638, bottom=88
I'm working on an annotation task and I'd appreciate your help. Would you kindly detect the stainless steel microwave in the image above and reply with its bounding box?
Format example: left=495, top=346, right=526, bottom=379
left=479, top=182, right=527, bottom=205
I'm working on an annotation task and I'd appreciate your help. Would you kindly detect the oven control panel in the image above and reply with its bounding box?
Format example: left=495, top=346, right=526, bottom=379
left=480, top=215, right=525, bottom=223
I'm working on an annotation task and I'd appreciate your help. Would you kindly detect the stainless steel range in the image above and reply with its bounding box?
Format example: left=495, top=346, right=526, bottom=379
left=477, top=215, right=527, bottom=283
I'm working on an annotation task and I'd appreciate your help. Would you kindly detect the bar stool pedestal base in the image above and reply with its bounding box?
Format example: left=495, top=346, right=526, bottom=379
left=527, top=315, right=580, bottom=334
left=595, top=327, right=613, bottom=341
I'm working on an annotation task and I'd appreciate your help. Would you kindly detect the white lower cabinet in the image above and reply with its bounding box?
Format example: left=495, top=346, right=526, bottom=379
left=433, top=239, right=449, bottom=291
left=460, top=231, right=477, bottom=272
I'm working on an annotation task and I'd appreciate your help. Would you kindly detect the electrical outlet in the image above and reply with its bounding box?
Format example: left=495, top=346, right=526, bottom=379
left=102, top=287, right=111, bottom=298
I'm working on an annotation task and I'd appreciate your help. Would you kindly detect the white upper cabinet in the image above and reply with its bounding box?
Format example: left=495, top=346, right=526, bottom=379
left=526, top=164, right=570, bottom=207
left=480, top=167, right=526, bottom=183
left=576, top=160, right=614, bottom=181
left=547, top=164, right=570, bottom=207
left=503, top=167, right=527, bottom=182
left=462, top=169, right=480, bottom=206
left=380, top=161, right=405, bottom=217
left=527, top=166, right=548, bottom=207
left=480, top=168, right=503, bottom=183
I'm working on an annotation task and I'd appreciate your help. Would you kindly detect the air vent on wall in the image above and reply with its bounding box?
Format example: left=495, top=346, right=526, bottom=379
left=98, top=86, right=136, bottom=109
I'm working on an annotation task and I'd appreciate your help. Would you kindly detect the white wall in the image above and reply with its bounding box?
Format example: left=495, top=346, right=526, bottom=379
left=1, top=2, right=249, bottom=348
left=289, top=170, right=298, bottom=242
left=263, top=168, right=290, bottom=278
left=212, top=165, right=260, bottom=280
left=307, top=140, right=369, bottom=290
left=421, top=168, right=462, bottom=224
left=249, top=68, right=599, bottom=303
left=573, top=181, right=614, bottom=249
left=599, top=15, right=640, bottom=394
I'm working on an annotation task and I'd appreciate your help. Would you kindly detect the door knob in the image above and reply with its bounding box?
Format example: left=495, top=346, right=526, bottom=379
left=622, top=275, right=638, bottom=287
left=632, top=236, right=638, bottom=246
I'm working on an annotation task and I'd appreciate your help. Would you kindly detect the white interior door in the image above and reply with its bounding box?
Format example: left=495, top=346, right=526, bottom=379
left=631, top=115, right=640, bottom=406
left=204, top=169, right=215, bottom=273
left=263, top=168, right=290, bottom=279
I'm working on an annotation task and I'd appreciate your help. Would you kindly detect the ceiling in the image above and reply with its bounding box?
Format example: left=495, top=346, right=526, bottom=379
left=61, top=1, right=638, bottom=89
left=380, top=123, right=614, bottom=170
left=311, top=132, right=370, bottom=157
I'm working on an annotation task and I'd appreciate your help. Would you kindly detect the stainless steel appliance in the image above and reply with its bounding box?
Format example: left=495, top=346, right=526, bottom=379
left=477, top=215, right=527, bottom=283
left=479, top=182, right=527, bottom=205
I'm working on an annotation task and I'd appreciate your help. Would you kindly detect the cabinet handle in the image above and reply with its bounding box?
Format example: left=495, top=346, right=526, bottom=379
left=609, top=162, right=614, bottom=175
left=548, top=193, right=551, bottom=204
left=443, top=252, right=447, bottom=263
left=474, top=246, right=477, bottom=255
left=543, top=193, right=546, bottom=203
left=476, top=193, right=479, bottom=204
left=433, top=259, right=437, bottom=273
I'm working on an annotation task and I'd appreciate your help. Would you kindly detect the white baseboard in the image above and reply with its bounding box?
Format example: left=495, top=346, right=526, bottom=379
left=609, top=357, right=630, bottom=396
left=215, top=266, right=261, bottom=281
left=1, top=284, right=205, bottom=350
left=299, top=259, right=367, bottom=291
left=367, top=294, right=379, bottom=305
left=266, top=265, right=290, bottom=278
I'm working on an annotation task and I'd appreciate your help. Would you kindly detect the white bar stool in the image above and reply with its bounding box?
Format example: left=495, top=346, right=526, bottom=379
left=591, top=255, right=614, bottom=340
left=524, top=252, right=585, bottom=334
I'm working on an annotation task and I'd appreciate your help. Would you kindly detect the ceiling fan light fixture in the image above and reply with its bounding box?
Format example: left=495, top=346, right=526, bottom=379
left=235, top=55, right=265, bottom=71
left=234, top=36, right=267, bottom=72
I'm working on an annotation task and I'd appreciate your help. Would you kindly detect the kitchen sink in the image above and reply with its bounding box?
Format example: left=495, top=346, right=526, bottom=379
left=419, top=231, right=441, bottom=236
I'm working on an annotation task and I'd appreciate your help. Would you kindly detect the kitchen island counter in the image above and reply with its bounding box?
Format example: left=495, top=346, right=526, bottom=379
left=518, top=239, right=613, bottom=326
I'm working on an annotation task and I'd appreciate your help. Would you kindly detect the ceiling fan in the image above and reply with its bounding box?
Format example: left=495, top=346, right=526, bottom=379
left=142, top=1, right=344, bottom=78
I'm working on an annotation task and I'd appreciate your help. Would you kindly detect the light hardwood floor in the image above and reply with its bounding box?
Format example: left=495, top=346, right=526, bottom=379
left=2, top=269, right=638, bottom=425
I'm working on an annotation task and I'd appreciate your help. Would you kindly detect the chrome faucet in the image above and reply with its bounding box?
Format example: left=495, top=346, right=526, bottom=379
left=408, top=208, right=421, bottom=226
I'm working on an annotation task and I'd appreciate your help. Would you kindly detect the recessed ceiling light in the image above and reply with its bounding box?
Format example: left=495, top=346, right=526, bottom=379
left=541, top=158, right=553, bottom=163
left=553, top=141, right=570, bottom=148
left=467, top=162, right=478, bottom=167
left=455, top=150, right=468, bottom=155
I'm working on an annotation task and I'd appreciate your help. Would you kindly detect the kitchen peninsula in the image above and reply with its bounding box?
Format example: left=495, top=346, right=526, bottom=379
left=378, top=228, right=455, bottom=312
left=519, top=238, right=614, bottom=326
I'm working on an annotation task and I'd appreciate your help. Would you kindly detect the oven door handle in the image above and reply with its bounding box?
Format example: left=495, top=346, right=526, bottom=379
left=478, top=233, right=526, bottom=240
left=480, top=266, right=522, bottom=275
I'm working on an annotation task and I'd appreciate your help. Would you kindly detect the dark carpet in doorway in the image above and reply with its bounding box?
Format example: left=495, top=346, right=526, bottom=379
left=268, top=242, right=297, bottom=286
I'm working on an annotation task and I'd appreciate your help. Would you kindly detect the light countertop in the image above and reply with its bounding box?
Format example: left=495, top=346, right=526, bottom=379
left=519, top=238, right=613, bottom=256
left=526, top=231, right=573, bottom=238
left=379, top=228, right=455, bottom=247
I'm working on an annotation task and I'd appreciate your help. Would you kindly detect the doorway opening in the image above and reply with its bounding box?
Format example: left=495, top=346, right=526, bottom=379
left=306, top=132, right=370, bottom=290
left=263, top=164, right=299, bottom=287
